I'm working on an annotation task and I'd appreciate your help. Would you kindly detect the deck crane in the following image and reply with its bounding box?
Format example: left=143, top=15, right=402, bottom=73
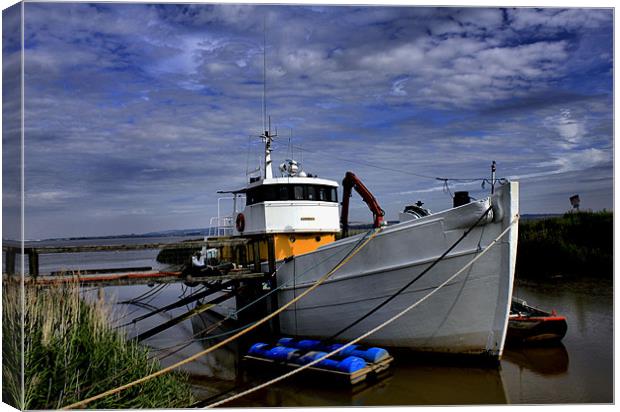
left=340, top=171, right=385, bottom=237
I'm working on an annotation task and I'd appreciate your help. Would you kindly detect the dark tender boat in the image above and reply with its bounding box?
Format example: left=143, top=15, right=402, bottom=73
left=507, top=297, right=568, bottom=344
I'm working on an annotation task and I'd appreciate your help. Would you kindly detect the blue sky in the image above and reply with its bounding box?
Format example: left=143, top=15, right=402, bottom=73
left=3, top=4, right=614, bottom=239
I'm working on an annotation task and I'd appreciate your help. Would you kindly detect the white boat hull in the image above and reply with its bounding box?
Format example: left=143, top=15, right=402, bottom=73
left=274, top=182, right=519, bottom=359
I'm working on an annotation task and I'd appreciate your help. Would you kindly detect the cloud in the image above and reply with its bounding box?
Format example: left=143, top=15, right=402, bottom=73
left=544, top=109, right=585, bottom=149
left=550, top=148, right=612, bottom=173
left=15, top=4, right=613, bottom=238
left=507, top=8, right=612, bottom=32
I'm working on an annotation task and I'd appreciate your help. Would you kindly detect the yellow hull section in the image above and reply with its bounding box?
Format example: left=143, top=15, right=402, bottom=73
left=212, top=232, right=337, bottom=268
left=272, top=233, right=336, bottom=261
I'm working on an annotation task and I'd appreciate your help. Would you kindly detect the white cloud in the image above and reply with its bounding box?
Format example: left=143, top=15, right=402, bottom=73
left=390, top=77, right=408, bottom=96
left=508, top=8, right=611, bottom=32
left=551, top=148, right=611, bottom=173
left=543, top=108, right=586, bottom=149
left=18, top=5, right=613, bottom=237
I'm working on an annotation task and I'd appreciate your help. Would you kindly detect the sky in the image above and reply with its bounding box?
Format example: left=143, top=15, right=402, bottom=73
left=2, top=3, right=614, bottom=239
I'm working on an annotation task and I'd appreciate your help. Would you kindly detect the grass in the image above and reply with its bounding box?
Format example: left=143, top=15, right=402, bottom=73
left=516, top=210, right=613, bottom=279
left=2, top=280, right=194, bottom=409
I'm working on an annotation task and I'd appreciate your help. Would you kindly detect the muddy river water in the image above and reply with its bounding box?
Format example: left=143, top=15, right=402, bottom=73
left=95, top=273, right=612, bottom=406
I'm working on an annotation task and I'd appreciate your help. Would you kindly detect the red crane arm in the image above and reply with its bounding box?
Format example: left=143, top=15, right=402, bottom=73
left=340, top=171, right=385, bottom=236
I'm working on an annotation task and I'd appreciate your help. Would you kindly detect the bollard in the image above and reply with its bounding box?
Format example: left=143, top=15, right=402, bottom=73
left=28, top=250, right=39, bottom=278
left=5, top=249, right=16, bottom=275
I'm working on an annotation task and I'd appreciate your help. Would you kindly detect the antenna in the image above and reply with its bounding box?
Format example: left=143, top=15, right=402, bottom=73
left=259, top=15, right=277, bottom=180
left=262, top=16, right=267, bottom=136
left=289, top=129, right=292, bottom=160
left=491, top=160, right=496, bottom=194
left=245, top=134, right=251, bottom=176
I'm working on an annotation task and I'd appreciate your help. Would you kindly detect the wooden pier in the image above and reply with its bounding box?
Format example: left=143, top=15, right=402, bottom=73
left=2, top=235, right=281, bottom=338
left=2, top=236, right=273, bottom=279
left=2, top=240, right=206, bottom=277
left=12, top=268, right=265, bottom=287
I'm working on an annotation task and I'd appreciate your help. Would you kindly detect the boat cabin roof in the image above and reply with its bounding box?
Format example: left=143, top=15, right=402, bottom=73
left=224, top=176, right=339, bottom=194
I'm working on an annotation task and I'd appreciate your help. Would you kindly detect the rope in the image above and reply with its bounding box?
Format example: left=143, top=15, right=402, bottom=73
left=61, top=227, right=381, bottom=410
left=71, top=234, right=371, bottom=397
left=277, top=142, right=503, bottom=183
left=147, top=230, right=373, bottom=357
left=119, top=283, right=167, bottom=305
left=207, top=213, right=519, bottom=407
left=327, top=205, right=493, bottom=341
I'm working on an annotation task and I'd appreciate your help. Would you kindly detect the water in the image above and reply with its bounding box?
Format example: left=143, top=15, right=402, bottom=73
left=9, top=236, right=200, bottom=274
left=35, top=240, right=614, bottom=405
left=501, top=277, right=613, bottom=404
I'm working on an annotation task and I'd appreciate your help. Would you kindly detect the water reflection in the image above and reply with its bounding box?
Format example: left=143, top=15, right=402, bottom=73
left=93, top=274, right=612, bottom=406
left=190, top=312, right=242, bottom=382
left=187, top=310, right=509, bottom=407
left=214, top=356, right=509, bottom=407
left=503, top=344, right=569, bottom=375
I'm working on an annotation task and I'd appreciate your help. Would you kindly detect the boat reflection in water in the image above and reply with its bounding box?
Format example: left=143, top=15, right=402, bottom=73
left=223, top=356, right=509, bottom=407
left=189, top=311, right=243, bottom=382
left=502, top=344, right=569, bottom=376
left=189, top=309, right=509, bottom=407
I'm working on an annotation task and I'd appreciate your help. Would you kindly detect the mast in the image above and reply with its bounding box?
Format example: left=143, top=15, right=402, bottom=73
left=262, top=17, right=267, bottom=138
left=261, top=16, right=274, bottom=180
left=263, top=119, right=274, bottom=179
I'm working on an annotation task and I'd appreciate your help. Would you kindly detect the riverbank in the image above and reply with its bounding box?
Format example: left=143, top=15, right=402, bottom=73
left=156, top=211, right=613, bottom=281
left=2, top=281, right=194, bottom=409
left=516, top=210, right=612, bottom=279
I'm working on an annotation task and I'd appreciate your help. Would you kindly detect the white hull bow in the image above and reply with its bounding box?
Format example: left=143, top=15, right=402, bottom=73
left=275, top=182, right=519, bottom=359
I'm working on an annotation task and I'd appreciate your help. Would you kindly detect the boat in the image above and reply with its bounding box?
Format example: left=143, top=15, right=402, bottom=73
left=506, top=297, right=568, bottom=344
left=200, top=123, right=519, bottom=360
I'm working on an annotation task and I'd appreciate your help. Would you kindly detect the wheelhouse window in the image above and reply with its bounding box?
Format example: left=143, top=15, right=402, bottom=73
left=278, top=186, right=289, bottom=200
left=294, top=186, right=304, bottom=200
left=245, top=184, right=338, bottom=205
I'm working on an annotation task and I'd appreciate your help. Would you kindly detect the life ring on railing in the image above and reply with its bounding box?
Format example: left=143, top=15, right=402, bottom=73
left=236, top=213, right=245, bottom=232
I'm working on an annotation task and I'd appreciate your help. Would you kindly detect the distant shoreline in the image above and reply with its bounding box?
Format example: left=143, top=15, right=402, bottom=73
left=10, top=212, right=593, bottom=243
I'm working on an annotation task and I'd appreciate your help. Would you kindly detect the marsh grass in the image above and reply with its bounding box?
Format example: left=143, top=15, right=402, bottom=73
left=517, top=211, right=613, bottom=278
left=2, top=280, right=194, bottom=409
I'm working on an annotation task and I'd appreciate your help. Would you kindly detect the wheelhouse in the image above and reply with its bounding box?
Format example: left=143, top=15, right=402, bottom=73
left=245, top=183, right=338, bottom=205
left=231, top=177, right=341, bottom=260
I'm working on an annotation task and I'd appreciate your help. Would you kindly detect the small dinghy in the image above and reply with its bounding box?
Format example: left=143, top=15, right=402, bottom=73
left=507, top=297, right=567, bottom=344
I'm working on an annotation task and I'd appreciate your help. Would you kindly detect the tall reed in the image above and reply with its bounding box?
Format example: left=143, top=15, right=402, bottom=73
left=517, top=210, right=613, bottom=278
left=2, top=280, right=194, bottom=409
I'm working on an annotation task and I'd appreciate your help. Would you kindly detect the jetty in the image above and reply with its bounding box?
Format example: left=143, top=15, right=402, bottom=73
left=2, top=237, right=272, bottom=285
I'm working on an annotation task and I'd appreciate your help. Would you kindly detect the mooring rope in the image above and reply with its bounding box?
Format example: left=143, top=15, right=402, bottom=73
left=61, top=227, right=382, bottom=410
left=327, top=205, right=493, bottom=341
left=119, top=283, right=169, bottom=305
left=72, top=234, right=372, bottom=397
left=148, top=229, right=374, bottom=356
left=206, top=213, right=518, bottom=408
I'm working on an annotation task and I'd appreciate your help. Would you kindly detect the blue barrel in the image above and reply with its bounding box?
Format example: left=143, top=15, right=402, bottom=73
left=298, top=351, right=366, bottom=373
left=298, top=351, right=331, bottom=367
left=276, top=338, right=389, bottom=363
left=277, top=338, right=322, bottom=351
left=248, top=342, right=270, bottom=357
left=337, top=356, right=367, bottom=373
left=249, top=343, right=299, bottom=362
left=277, top=337, right=296, bottom=347
left=297, top=339, right=322, bottom=350
left=326, top=344, right=388, bottom=363
left=268, top=346, right=299, bottom=362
